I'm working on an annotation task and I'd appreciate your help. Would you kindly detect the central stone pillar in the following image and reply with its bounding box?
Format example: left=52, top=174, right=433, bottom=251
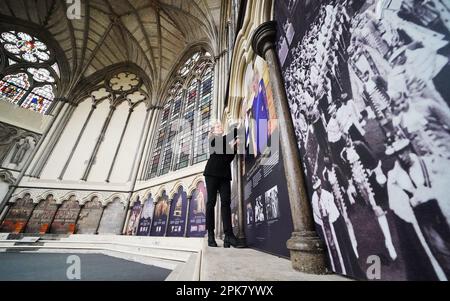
left=251, top=21, right=327, bottom=274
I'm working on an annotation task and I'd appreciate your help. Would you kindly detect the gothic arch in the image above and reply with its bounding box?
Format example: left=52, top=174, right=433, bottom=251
left=188, top=176, right=206, bottom=198
left=103, top=193, right=127, bottom=207
left=158, top=42, right=215, bottom=104
left=130, top=193, right=143, bottom=207
left=81, top=192, right=103, bottom=206
left=154, top=186, right=168, bottom=200
left=169, top=181, right=186, bottom=201
left=11, top=189, right=35, bottom=203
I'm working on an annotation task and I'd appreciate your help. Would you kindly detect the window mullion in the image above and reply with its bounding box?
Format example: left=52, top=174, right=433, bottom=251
left=189, top=78, right=202, bottom=166
left=170, top=89, right=187, bottom=172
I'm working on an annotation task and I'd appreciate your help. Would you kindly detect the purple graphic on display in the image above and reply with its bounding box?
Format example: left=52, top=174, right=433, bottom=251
left=150, top=191, right=169, bottom=236
left=125, top=198, right=142, bottom=236
left=166, top=186, right=188, bottom=237
left=187, top=181, right=207, bottom=237
left=137, top=194, right=154, bottom=236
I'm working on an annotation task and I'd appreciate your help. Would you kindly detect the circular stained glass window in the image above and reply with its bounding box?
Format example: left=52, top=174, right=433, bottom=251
left=1, top=31, right=50, bottom=63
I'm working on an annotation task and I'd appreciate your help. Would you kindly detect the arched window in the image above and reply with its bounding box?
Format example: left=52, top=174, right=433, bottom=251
left=0, top=31, right=60, bottom=114
left=147, top=51, right=214, bottom=179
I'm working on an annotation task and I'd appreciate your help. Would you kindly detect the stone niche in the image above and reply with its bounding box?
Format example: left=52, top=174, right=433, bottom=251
left=97, top=198, right=127, bottom=235
left=0, top=122, right=40, bottom=172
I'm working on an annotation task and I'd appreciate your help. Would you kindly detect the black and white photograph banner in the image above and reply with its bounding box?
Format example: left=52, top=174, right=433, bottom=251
left=275, top=0, right=450, bottom=280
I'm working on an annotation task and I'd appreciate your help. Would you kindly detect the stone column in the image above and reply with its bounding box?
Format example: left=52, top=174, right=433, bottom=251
left=49, top=203, right=62, bottom=234
left=0, top=203, right=10, bottom=223
left=21, top=202, right=38, bottom=234
left=106, top=108, right=134, bottom=183
left=31, top=99, right=76, bottom=177
left=236, top=156, right=247, bottom=245
left=139, top=108, right=160, bottom=180
left=95, top=205, right=106, bottom=235
left=128, top=107, right=153, bottom=183
left=122, top=201, right=132, bottom=235
left=251, top=21, right=327, bottom=274
left=82, top=105, right=117, bottom=181
left=184, top=196, right=191, bottom=237
left=59, top=104, right=97, bottom=180
left=73, top=204, right=85, bottom=233
left=164, top=201, right=172, bottom=237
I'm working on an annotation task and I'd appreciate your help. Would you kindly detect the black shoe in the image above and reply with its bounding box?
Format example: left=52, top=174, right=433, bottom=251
left=208, top=231, right=218, bottom=247
left=224, top=234, right=240, bottom=248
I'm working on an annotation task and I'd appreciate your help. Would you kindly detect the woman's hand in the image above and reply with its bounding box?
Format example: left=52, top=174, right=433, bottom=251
left=230, top=138, right=241, bottom=148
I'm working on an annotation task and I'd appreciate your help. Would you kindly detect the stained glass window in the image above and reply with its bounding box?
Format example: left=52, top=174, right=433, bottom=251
left=0, top=73, right=30, bottom=104
left=21, top=85, right=55, bottom=114
left=176, top=80, right=197, bottom=170
left=147, top=51, right=214, bottom=179
left=0, top=31, right=59, bottom=114
left=193, top=67, right=213, bottom=164
left=0, top=31, right=50, bottom=63
left=160, top=94, right=183, bottom=176
left=149, top=102, right=172, bottom=178
left=28, top=68, right=56, bottom=83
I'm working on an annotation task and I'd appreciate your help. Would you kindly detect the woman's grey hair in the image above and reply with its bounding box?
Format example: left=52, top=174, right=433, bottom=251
left=210, top=121, right=222, bottom=133
left=209, top=121, right=222, bottom=138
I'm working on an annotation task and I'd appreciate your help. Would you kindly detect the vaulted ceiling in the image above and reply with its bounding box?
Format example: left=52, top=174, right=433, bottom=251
left=0, top=0, right=225, bottom=99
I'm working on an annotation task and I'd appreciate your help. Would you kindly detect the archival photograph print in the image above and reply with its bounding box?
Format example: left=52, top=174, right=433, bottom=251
left=166, top=187, right=188, bottom=237
left=255, top=195, right=265, bottom=223
left=265, top=186, right=280, bottom=221
left=150, top=192, right=170, bottom=236
left=187, top=182, right=207, bottom=237
left=126, top=198, right=142, bottom=236
left=275, top=0, right=450, bottom=280
left=246, top=202, right=254, bottom=225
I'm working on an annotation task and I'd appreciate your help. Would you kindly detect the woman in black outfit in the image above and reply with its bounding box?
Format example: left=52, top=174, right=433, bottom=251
left=203, top=122, right=241, bottom=248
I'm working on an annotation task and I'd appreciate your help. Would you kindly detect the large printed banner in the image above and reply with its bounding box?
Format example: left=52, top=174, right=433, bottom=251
left=167, top=187, right=188, bottom=237
left=150, top=191, right=170, bottom=236
left=137, top=194, right=155, bottom=236
left=241, top=57, right=293, bottom=257
left=126, top=198, right=142, bottom=236
left=187, top=181, right=207, bottom=237
left=275, top=0, right=450, bottom=280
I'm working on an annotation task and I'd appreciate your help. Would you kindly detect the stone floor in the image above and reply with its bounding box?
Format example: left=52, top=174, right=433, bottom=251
left=0, top=252, right=171, bottom=281
left=201, top=240, right=351, bottom=281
